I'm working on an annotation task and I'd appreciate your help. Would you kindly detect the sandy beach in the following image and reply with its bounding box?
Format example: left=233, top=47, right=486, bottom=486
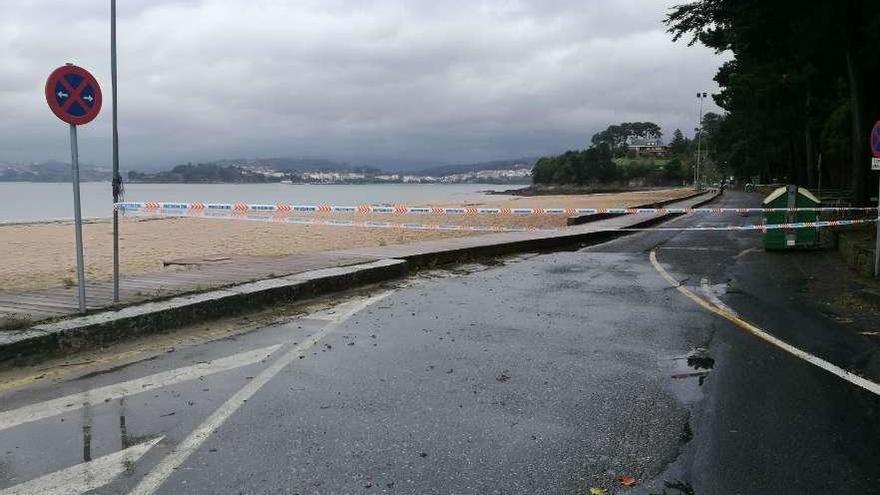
left=0, top=188, right=693, bottom=292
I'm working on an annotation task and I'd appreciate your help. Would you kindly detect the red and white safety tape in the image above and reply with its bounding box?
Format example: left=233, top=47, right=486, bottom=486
left=123, top=208, right=560, bottom=233
left=119, top=208, right=878, bottom=233
left=115, top=201, right=879, bottom=217
left=616, top=218, right=878, bottom=231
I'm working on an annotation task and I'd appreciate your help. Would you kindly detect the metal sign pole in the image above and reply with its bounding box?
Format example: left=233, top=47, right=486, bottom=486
left=45, top=64, right=101, bottom=311
left=69, top=124, right=87, bottom=312
left=871, top=121, right=880, bottom=277
left=875, top=174, right=880, bottom=277
left=111, top=0, right=121, bottom=302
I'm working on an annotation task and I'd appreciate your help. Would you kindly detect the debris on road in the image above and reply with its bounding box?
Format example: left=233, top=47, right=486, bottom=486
left=616, top=475, right=637, bottom=486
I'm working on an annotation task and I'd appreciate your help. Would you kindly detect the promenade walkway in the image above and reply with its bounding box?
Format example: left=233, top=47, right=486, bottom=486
left=0, top=192, right=713, bottom=328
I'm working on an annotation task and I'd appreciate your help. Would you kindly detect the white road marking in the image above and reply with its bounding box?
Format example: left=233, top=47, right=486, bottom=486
left=658, top=246, right=728, bottom=252
left=733, top=247, right=758, bottom=259
left=128, top=292, right=390, bottom=495
left=650, top=250, right=880, bottom=397
left=699, top=277, right=739, bottom=316
left=0, top=436, right=163, bottom=495
left=0, top=344, right=281, bottom=432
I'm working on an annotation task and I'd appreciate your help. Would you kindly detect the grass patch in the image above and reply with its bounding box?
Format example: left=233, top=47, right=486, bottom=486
left=613, top=157, right=672, bottom=167
left=0, top=314, right=33, bottom=331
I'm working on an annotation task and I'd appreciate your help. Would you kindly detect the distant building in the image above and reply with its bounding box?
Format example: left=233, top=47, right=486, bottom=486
left=303, top=172, right=337, bottom=182
left=436, top=168, right=530, bottom=184
left=627, top=139, right=668, bottom=158
left=375, top=174, right=400, bottom=182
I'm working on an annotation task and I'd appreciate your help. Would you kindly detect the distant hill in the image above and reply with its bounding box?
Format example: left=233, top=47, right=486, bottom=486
left=413, top=158, right=537, bottom=177
left=199, top=157, right=385, bottom=175
left=0, top=160, right=111, bottom=182
left=128, top=163, right=279, bottom=183
left=2, top=155, right=539, bottom=183
left=213, top=157, right=347, bottom=172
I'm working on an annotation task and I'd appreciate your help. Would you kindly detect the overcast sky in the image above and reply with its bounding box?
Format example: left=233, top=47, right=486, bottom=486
left=1, top=0, right=724, bottom=169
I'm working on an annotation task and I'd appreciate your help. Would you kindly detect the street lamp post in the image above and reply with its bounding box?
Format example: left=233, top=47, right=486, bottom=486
left=695, top=92, right=707, bottom=191
left=694, top=127, right=700, bottom=190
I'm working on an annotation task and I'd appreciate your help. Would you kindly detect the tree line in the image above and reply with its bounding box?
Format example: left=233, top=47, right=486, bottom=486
left=591, top=122, right=663, bottom=157
left=665, top=0, right=880, bottom=203
left=531, top=122, right=697, bottom=187
left=128, top=163, right=278, bottom=183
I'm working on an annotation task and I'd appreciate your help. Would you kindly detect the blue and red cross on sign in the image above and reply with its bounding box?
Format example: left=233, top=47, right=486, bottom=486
left=44, top=65, right=102, bottom=125
left=870, top=120, right=880, bottom=158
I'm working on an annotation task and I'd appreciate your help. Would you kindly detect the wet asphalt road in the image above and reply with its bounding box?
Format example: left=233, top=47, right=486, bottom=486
left=0, top=191, right=878, bottom=494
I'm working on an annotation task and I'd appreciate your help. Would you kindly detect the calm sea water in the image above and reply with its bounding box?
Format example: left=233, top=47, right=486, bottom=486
left=0, top=182, right=513, bottom=223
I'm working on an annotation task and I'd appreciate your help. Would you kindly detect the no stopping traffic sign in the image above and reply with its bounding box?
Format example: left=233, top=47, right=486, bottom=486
left=45, top=65, right=102, bottom=125
left=871, top=121, right=880, bottom=171
left=870, top=121, right=880, bottom=157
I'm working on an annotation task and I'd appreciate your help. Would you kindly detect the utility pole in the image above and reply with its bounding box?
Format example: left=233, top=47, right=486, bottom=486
left=111, top=0, right=122, bottom=302
left=695, top=92, right=707, bottom=191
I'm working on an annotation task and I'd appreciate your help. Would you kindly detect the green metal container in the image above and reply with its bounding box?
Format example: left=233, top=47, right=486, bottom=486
left=762, top=185, right=820, bottom=250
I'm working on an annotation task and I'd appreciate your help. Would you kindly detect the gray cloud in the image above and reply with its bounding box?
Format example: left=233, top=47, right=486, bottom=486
left=1, top=0, right=725, bottom=168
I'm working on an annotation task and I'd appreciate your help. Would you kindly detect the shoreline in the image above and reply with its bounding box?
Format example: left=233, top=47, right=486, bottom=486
left=0, top=186, right=695, bottom=227
left=0, top=216, right=113, bottom=227
left=0, top=188, right=694, bottom=293
left=0, top=183, right=515, bottom=225
left=490, top=184, right=689, bottom=196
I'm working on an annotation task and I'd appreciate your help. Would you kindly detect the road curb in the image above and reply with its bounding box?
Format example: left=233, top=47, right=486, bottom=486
left=566, top=189, right=712, bottom=226
left=0, top=259, right=408, bottom=364
left=0, top=192, right=718, bottom=365
left=402, top=192, right=720, bottom=268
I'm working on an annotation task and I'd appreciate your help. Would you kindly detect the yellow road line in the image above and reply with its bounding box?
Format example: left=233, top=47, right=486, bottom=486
left=649, top=249, right=880, bottom=396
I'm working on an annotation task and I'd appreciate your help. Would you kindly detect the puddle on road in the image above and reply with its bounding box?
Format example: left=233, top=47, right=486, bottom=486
left=665, top=348, right=715, bottom=403
left=81, top=403, right=92, bottom=462
left=629, top=447, right=698, bottom=495
left=685, top=349, right=715, bottom=370
left=633, top=349, right=715, bottom=495
left=649, top=480, right=697, bottom=495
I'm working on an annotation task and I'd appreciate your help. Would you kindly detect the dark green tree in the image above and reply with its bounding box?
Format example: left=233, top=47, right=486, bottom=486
left=591, top=122, right=663, bottom=157
left=666, top=0, right=880, bottom=202
left=669, top=129, right=689, bottom=155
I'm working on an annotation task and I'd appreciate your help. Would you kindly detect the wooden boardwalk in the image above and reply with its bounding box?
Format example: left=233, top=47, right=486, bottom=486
left=0, top=252, right=378, bottom=325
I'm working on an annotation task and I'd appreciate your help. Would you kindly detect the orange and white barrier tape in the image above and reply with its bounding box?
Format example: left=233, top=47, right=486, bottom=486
left=616, top=218, right=878, bottom=231
left=122, top=208, right=561, bottom=233
left=119, top=207, right=877, bottom=233
left=115, top=201, right=879, bottom=217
